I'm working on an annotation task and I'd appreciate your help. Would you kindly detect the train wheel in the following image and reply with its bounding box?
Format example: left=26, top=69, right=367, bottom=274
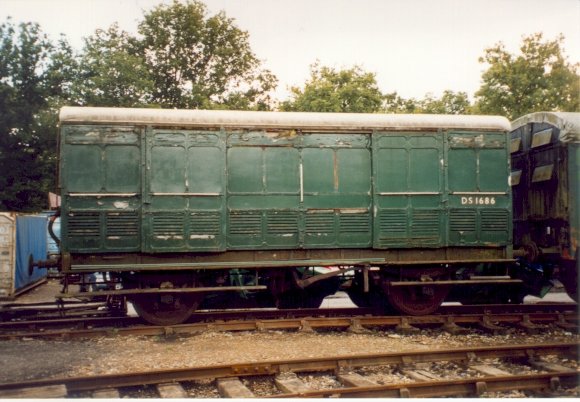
left=131, top=293, right=200, bottom=326
left=385, top=283, right=449, bottom=316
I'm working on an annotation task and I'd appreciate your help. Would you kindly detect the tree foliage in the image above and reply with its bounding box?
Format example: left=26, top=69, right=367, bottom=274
left=475, top=33, right=579, bottom=119
left=74, top=0, right=277, bottom=110
left=73, top=24, right=153, bottom=107
left=382, top=90, right=471, bottom=114
left=416, top=91, right=471, bottom=114
left=280, top=63, right=383, bottom=113
left=281, top=63, right=471, bottom=115
left=0, top=18, right=69, bottom=211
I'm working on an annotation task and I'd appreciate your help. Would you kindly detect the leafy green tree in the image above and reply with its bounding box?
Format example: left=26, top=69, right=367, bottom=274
left=0, top=18, right=69, bottom=211
left=73, top=24, right=154, bottom=107
left=382, top=90, right=471, bottom=115
left=419, top=90, right=471, bottom=114
left=77, top=0, right=276, bottom=110
left=417, top=90, right=472, bottom=114
left=138, top=0, right=276, bottom=109
left=280, top=63, right=383, bottom=113
left=475, top=33, right=579, bottom=120
left=382, top=92, right=419, bottom=114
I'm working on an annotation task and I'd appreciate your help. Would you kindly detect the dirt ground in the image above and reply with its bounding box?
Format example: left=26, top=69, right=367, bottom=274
left=0, top=280, right=578, bottom=387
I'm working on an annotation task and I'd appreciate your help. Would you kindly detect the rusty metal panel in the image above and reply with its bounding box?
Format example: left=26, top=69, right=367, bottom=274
left=226, top=132, right=372, bottom=249
left=446, top=131, right=511, bottom=246
left=226, top=131, right=300, bottom=249
left=510, top=112, right=579, bottom=262
left=302, top=135, right=372, bottom=249
left=143, top=129, right=226, bottom=252
left=372, top=133, right=445, bottom=248
left=58, top=109, right=513, bottom=265
left=60, top=125, right=142, bottom=253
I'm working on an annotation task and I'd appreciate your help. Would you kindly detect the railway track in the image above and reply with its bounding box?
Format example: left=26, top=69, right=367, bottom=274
left=0, top=342, right=577, bottom=398
left=0, top=300, right=112, bottom=321
left=0, top=303, right=577, bottom=340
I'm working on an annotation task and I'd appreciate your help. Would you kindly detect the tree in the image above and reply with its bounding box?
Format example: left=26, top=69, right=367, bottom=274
left=73, top=24, right=154, bottom=107
left=475, top=33, right=579, bottom=120
left=382, top=92, right=419, bottom=114
left=382, top=90, right=472, bottom=115
left=0, top=18, right=69, bottom=211
left=416, top=91, right=472, bottom=114
left=280, top=63, right=383, bottom=113
left=71, top=0, right=276, bottom=110
left=137, top=0, right=276, bottom=109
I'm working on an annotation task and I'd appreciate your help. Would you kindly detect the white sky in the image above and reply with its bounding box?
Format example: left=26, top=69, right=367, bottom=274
left=1, top=0, right=579, bottom=102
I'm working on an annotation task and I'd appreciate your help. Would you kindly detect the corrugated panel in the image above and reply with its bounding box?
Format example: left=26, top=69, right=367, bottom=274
left=449, top=209, right=477, bottom=245
left=304, top=212, right=335, bottom=247
left=338, top=211, right=372, bottom=248
left=68, top=212, right=100, bottom=237
left=411, top=209, right=440, bottom=239
left=105, top=211, right=140, bottom=250
left=190, top=212, right=221, bottom=237
left=305, top=213, right=334, bottom=234
left=106, top=211, right=139, bottom=237
left=229, top=212, right=261, bottom=235
left=379, top=210, right=406, bottom=236
left=481, top=209, right=509, bottom=232
left=339, top=213, right=371, bottom=234
left=152, top=213, right=185, bottom=239
left=376, top=209, right=407, bottom=247
left=450, top=209, right=477, bottom=232
left=187, top=211, right=223, bottom=250
left=266, top=211, right=299, bottom=235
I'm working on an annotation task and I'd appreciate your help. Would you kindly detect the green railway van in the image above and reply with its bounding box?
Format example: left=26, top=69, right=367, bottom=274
left=54, top=107, right=514, bottom=324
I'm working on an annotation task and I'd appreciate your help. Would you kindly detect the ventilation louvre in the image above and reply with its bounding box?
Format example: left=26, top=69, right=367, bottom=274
left=68, top=212, right=100, bottom=237
left=266, top=211, right=299, bottom=235
left=450, top=209, right=477, bottom=232
left=481, top=209, right=509, bottom=232
left=305, top=213, right=334, bottom=234
left=339, top=213, right=371, bottom=234
left=106, top=211, right=139, bottom=237
left=379, top=210, right=406, bottom=236
left=411, top=210, right=440, bottom=238
left=229, top=212, right=262, bottom=235
left=152, top=213, right=184, bottom=237
left=190, top=212, right=221, bottom=236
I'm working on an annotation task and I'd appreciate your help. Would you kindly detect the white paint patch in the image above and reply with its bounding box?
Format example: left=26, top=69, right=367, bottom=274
left=113, top=201, right=130, bottom=209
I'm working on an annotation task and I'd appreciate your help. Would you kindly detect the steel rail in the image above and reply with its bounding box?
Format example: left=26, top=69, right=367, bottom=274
left=270, top=371, right=579, bottom=398
left=0, top=342, right=576, bottom=396
left=0, top=309, right=576, bottom=340
left=1, top=301, right=575, bottom=325
left=0, top=302, right=576, bottom=335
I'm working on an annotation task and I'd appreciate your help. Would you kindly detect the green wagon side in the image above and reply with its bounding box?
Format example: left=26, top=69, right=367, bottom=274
left=54, top=107, right=515, bottom=324
left=59, top=109, right=512, bottom=256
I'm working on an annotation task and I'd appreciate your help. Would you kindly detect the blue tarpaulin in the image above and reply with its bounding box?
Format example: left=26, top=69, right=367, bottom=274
left=15, top=215, right=48, bottom=290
